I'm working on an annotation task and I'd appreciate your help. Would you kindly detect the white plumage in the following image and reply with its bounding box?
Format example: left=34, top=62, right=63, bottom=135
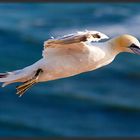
left=0, top=30, right=140, bottom=96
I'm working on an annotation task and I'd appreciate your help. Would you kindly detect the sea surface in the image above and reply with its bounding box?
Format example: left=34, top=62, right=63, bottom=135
left=0, top=3, right=140, bottom=137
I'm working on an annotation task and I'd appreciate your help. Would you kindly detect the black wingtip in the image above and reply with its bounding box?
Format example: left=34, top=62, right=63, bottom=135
left=0, top=73, right=8, bottom=78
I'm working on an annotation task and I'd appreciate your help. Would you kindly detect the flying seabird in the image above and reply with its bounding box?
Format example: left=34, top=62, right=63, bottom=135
left=0, top=30, right=140, bottom=97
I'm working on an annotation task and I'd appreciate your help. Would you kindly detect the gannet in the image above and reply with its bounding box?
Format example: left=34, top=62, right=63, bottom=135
left=0, top=30, right=140, bottom=97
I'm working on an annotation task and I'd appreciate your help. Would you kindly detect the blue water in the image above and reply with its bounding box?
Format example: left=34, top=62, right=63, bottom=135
left=1, top=3, right=140, bottom=137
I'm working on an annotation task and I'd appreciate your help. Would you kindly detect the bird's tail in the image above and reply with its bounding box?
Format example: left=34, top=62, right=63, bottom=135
left=0, top=66, right=43, bottom=97
left=0, top=69, right=31, bottom=87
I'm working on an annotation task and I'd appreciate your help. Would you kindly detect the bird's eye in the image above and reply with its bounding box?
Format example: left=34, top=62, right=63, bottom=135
left=129, top=43, right=140, bottom=49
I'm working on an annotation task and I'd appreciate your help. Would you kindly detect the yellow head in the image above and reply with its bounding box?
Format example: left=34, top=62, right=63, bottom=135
left=109, top=34, right=140, bottom=55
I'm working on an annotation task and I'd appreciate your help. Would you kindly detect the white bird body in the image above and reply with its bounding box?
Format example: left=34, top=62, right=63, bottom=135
left=0, top=30, right=140, bottom=96
left=23, top=42, right=115, bottom=82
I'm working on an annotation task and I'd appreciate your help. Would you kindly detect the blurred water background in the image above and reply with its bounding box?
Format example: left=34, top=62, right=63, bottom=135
left=0, top=3, right=140, bottom=137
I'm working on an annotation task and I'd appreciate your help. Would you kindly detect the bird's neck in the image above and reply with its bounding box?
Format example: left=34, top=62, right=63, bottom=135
left=95, top=41, right=119, bottom=57
left=106, top=39, right=122, bottom=56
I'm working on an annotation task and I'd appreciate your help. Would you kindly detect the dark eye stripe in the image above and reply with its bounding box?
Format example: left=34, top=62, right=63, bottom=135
left=129, top=43, right=140, bottom=49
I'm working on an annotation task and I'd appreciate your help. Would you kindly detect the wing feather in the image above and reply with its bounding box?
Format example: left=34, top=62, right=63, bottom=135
left=42, top=30, right=109, bottom=58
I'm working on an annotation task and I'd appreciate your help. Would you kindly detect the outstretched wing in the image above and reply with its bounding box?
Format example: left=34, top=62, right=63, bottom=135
left=42, top=30, right=109, bottom=58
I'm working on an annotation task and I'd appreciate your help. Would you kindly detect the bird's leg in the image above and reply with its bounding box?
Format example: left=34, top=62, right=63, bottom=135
left=16, top=69, right=43, bottom=97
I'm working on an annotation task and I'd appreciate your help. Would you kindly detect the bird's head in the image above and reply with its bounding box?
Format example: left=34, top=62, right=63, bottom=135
left=110, top=34, right=140, bottom=55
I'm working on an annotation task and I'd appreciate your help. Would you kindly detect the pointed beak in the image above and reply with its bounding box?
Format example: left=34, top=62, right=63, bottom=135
left=130, top=44, right=140, bottom=55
